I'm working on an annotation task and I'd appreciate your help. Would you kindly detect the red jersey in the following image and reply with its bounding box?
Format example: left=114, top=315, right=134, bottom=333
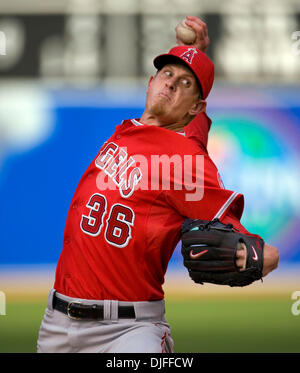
left=183, top=113, right=255, bottom=235
left=184, top=112, right=212, bottom=153
left=54, top=119, right=246, bottom=301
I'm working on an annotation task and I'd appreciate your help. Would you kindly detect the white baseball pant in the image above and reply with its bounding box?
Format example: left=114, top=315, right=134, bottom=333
left=37, top=289, right=174, bottom=353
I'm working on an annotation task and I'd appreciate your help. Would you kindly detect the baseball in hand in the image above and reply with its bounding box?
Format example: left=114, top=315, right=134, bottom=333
left=176, top=19, right=196, bottom=44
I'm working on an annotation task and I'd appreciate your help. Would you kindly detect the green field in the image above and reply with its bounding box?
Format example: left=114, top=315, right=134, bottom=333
left=166, top=296, right=300, bottom=352
left=0, top=294, right=299, bottom=353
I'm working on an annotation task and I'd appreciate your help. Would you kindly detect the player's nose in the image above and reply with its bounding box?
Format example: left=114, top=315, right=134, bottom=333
left=165, top=77, right=176, bottom=91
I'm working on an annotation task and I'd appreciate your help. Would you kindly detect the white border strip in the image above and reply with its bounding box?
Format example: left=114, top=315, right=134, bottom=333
left=131, top=119, right=144, bottom=126
left=131, top=119, right=187, bottom=137
left=213, top=191, right=239, bottom=220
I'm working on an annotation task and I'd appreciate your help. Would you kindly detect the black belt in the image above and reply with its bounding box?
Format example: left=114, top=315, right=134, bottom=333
left=52, top=293, right=136, bottom=320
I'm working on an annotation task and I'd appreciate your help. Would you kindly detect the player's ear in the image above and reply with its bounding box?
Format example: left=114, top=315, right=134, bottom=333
left=189, top=99, right=207, bottom=116
left=146, top=75, right=155, bottom=94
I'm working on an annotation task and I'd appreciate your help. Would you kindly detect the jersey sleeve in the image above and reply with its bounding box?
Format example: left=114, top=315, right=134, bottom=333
left=163, top=152, right=245, bottom=222
left=162, top=149, right=263, bottom=240
left=184, top=112, right=212, bottom=153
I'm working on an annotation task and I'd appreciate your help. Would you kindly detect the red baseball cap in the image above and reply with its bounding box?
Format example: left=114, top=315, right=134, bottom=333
left=153, top=45, right=214, bottom=100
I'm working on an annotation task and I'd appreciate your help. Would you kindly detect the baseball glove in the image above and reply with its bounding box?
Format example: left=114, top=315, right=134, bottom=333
left=181, top=218, right=264, bottom=287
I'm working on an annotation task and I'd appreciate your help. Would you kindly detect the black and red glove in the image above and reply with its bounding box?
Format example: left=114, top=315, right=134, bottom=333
left=181, top=218, right=264, bottom=287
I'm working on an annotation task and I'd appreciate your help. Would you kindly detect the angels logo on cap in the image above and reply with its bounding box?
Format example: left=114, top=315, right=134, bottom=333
left=153, top=45, right=215, bottom=100
left=180, top=48, right=198, bottom=65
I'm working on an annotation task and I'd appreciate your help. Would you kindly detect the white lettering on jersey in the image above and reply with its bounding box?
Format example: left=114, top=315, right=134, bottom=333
left=95, top=142, right=142, bottom=198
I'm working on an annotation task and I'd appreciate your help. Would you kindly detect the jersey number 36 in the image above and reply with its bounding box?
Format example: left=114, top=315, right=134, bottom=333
left=80, top=193, right=134, bottom=248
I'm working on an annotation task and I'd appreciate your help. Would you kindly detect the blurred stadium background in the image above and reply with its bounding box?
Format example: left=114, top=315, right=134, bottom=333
left=0, top=0, right=300, bottom=353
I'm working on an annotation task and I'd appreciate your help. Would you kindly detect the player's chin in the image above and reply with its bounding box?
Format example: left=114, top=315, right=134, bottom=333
left=150, top=101, right=168, bottom=117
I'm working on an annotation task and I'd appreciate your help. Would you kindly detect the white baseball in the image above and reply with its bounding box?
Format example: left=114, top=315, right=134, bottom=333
left=176, top=20, right=196, bottom=45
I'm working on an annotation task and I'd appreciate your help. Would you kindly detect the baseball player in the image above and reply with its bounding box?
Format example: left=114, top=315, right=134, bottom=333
left=37, top=17, right=279, bottom=353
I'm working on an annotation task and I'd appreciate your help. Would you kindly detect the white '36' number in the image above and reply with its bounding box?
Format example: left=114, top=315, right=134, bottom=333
left=80, top=193, right=135, bottom=248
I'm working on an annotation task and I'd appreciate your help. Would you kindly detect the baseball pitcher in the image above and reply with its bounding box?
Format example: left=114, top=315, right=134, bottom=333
left=37, top=17, right=279, bottom=353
